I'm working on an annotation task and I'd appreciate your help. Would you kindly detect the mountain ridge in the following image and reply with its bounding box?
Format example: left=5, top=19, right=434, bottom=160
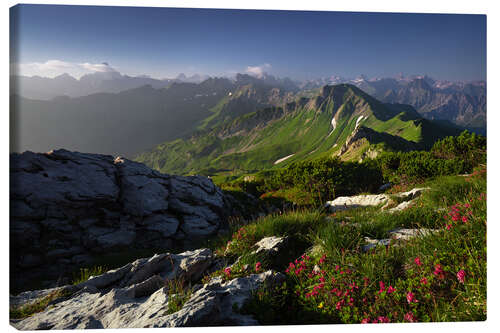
left=136, top=84, right=462, bottom=177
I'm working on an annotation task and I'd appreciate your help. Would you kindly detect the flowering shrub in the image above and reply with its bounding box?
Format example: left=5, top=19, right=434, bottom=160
left=224, top=226, right=258, bottom=256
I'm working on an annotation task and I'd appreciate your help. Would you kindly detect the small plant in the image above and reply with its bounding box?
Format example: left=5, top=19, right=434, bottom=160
left=165, top=277, right=193, bottom=315
left=72, top=265, right=107, bottom=285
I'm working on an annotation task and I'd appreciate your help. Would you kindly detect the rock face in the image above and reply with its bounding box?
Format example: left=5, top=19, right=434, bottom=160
left=10, top=149, right=230, bottom=291
left=337, top=126, right=418, bottom=159
left=11, top=248, right=284, bottom=329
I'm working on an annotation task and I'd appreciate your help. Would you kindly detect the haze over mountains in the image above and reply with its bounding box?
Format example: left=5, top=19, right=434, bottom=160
left=10, top=68, right=486, bottom=161
left=10, top=73, right=299, bottom=157
left=10, top=66, right=211, bottom=100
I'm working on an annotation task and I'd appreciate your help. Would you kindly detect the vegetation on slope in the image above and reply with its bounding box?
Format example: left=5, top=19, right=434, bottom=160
left=203, top=164, right=486, bottom=324
left=220, top=131, right=485, bottom=207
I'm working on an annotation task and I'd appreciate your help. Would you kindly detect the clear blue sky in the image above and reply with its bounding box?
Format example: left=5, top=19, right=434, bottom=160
left=10, top=4, right=486, bottom=81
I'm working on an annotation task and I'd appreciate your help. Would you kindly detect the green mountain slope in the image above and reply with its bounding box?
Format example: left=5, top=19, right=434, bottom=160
left=197, top=78, right=295, bottom=131
left=136, top=84, right=461, bottom=176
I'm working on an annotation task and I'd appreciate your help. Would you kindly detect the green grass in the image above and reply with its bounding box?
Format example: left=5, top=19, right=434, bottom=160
left=164, top=277, right=193, bottom=315
left=72, top=265, right=108, bottom=285
left=10, top=289, right=74, bottom=320
left=222, top=210, right=325, bottom=258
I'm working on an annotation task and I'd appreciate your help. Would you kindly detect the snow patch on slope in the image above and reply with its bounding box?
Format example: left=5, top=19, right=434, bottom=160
left=355, top=115, right=366, bottom=129
left=327, top=116, right=337, bottom=137
left=274, top=154, right=295, bottom=165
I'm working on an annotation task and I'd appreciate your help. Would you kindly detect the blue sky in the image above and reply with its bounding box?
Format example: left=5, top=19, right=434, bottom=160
left=10, top=4, right=486, bottom=81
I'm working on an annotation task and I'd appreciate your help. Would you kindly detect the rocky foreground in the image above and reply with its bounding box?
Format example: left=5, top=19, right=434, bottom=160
left=10, top=149, right=234, bottom=291
left=11, top=246, right=285, bottom=329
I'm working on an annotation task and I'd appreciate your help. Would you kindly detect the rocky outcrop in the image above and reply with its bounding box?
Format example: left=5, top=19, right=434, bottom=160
left=326, top=193, right=389, bottom=212
left=10, top=149, right=230, bottom=291
left=337, top=126, right=419, bottom=159
left=362, top=228, right=439, bottom=252
left=11, top=248, right=284, bottom=329
left=250, top=236, right=294, bottom=269
left=325, top=187, right=429, bottom=212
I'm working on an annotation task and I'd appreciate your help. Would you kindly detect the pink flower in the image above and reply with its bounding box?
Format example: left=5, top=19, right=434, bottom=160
left=406, top=291, right=418, bottom=304
left=434, top=264, right=445, bottom=279
left=420, top=277, right=428, bottom=285
left=224, top=267, right=231, bottom=277
left=414, top=257, right=423, bottom=266
left=446, top=224, right=452, bottom=230
left=255, top=262, right=261, bottom=272
left=462, top=216, right=468, bottom=223
left=378, top=281, right=386, bottom=293
left=457, top=269, right=466, bottom=283
left=377, top=316, right=390, bottom=323
left=361, top=318, right=370, bottom=324
left=319, top=254, right=326, bottom=264
left=387, top=286, right=395, bottom=294
left=404, top=312, right=417, bottom=322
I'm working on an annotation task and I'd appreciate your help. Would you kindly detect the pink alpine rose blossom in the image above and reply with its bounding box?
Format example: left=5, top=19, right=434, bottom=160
left=414, top=257, right=423, bottom=266
left=255, top=262, right=262, bottom=272
left=404, top=312, right=417, bottom=322
left=457, top=270, right=466, bottom=283
left=406, top=291, right=418, bottom=304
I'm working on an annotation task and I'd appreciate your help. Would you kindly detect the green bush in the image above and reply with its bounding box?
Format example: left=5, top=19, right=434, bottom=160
left=376, top=131, right=485, bottom=183
left=257, top=157, right=384, bottom=204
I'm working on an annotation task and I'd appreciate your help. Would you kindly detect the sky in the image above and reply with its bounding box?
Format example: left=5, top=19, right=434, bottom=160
left=10, top=4, right=486, bottom=81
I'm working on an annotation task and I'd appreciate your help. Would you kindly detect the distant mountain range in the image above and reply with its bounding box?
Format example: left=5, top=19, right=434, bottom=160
left=301, top=75, right=486, bottom=131
left=9, top=71, right=211, bottom=100
left=136, top=84, right=462, bottom=176
left=11, top=70, right=486, bottom=132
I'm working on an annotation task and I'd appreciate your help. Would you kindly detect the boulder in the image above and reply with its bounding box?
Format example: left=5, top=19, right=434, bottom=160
left=362, top=228, right=439, bottom=252
left=387, top=200, right=415, bottom=213
left=165, top=271, right=285, bottom=327
left=388, top=228, right=438, bottom=240
left=325, top=187, right=430, bottom=213
left=251, top=236, right=294, bottom=269
left=325, top=194, right=390, bottom=212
